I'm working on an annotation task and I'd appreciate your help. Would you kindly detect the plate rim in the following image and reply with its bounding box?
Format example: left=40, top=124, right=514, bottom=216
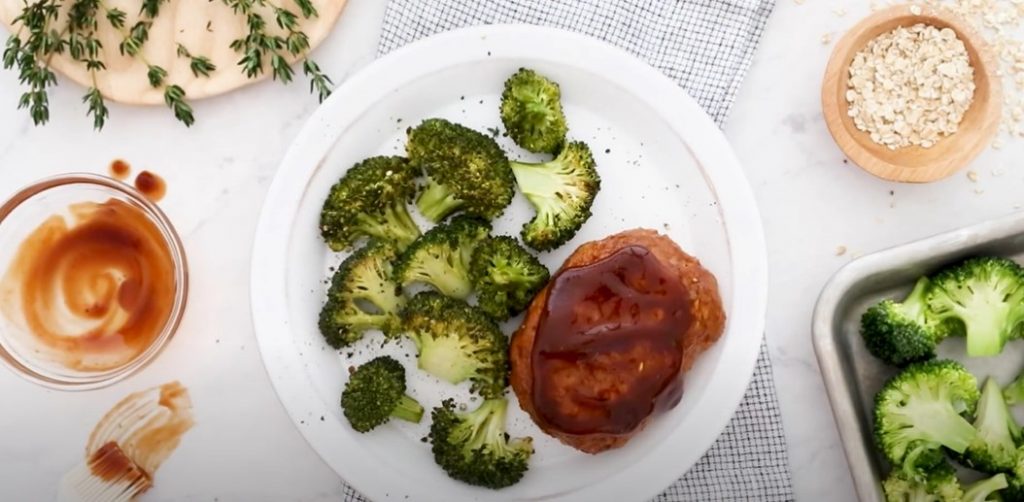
left=250, top=24, right=768, bottom=502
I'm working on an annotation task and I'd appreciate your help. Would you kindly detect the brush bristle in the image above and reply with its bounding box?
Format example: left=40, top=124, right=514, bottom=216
left=57, top=442, right=151, bottom=502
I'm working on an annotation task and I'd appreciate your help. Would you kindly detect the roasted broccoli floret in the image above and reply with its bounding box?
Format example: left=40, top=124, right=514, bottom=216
left=882, top=461, right=963, bottom=502
left=428, top=398, right=533, bottom=489
left=875, top=360, right=979, bottom=480
left=964, top=473, right=1008, bottom=502
left=1004, top=450, right=1024, bottom=501
left=862, top=278, right=948, bottom=367
left=470, top=236, right=550, bottom=320
left=406, top=118, right=515, bottom=222
left=393, top=216, right=491, bottom=299
left=500, top=68, right=568, bottom=154
left=1005, top=371, right=1024, bottom=405
left=341, top=356, right=423, bottom=433
left=319, top=156, right=421, bottom=251
left=318, top=241, right=404, bottom=348
left=926, top=257, right=1024, bottom=357
left=509, top=141, right=600, bottom=251
left=400, top=292, right=508, bottom=398
left=961, top=377, right=1021, bottom=473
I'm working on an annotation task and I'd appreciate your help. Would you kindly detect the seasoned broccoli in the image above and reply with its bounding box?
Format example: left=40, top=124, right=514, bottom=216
left=470, top=236, right=550, bottom=320
left=1004, top=450, right=1024, bottom=501
left=400, top=292, right=508, bottom=399
left=510, top=141, right=600, bottom=251
left=428, top=398, right=533, bottom=489
left=926, top=257, right=1024, bottom=357
left=393, top=215, right=491, bottom=300
left=1006, top=371, right=1024, bottom=405
left=318, top=241, right=404, bottom=349
left=500, top=68, right=568, bottom=154
left=964, top=473, right=1008, bottom=502
left=862, top=278, right=948, bottom=367
left=961, top=377, right=1021, bottom=473
left=406, top=118, right=515, bottom=222
left=882, top=461, right=963, bottom=502
left=319, top=156, right=421, bottom=251
left=341, top=356, right=424, bottom=433
left=875, top=360, right=979, bottom=480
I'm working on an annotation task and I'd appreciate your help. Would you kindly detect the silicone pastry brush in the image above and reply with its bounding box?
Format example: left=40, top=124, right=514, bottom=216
left=57, top=382, right=194, bottom=502
left=57, top=442, right=152, bottom=502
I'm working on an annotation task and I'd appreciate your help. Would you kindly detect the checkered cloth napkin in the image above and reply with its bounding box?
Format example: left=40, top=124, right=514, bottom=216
left=342, top=1, right=794, bottom=500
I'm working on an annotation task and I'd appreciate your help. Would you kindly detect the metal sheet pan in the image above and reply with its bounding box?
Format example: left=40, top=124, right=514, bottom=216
left=812, top=212, right=1024, bottom=501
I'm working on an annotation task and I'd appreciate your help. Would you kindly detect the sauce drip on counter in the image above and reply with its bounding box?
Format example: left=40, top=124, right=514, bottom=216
left=87, top=442, right=152, bottom=486
left=134, top=171, right=166, bottom=202
left=110, top=159, right=131, bottom=180
left=531, top=246, right=692, bottom=435
left=79, top=382, right=192, bottom=494
left=0, top=199, right=176, bottom=371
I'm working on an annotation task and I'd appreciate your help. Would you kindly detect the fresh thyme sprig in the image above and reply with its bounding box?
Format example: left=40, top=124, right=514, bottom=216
left=4, top=0, right=63, bottom=125
left=303, top=59, right=331, bottom=103
left=97, top=0, right=195, bottom=126
left=66, top=0, right=108, bottom=129
left=177, top=44, right=216, bottom=78
left=3, top=0, right=333, bottom=129
left=163, top=84, right=193, bottom=126
left=223, top=0, right=332, bottom=101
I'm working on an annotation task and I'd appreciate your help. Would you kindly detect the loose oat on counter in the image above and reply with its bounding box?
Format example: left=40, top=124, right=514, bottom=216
left=846, top=23, right=976, bottom=150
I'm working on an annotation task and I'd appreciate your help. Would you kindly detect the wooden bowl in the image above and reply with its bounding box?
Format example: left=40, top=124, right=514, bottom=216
left=821, top=4, right=1002, bottom=183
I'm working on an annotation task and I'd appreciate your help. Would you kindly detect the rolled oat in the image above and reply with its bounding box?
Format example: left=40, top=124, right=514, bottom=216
left=846, top=22, right=976, bottom=150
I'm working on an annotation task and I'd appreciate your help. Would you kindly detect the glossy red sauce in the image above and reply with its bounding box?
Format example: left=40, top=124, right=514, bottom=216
left=110, top=159, right=131, bottom=180
left=0, top=199, right=176, bottom=371
left=531, top=246, right=692, bottom=435
left=88, top=442, right=150, bottom=484
left=134, top=171, right=166, bottom=202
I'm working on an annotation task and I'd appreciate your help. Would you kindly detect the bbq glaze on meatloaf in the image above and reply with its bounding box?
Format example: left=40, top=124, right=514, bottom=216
left=509, top=229, right=726, bottom=454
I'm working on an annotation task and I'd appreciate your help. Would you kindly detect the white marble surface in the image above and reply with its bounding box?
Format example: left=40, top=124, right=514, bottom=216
left=1, top=1, right=1021, bottom=500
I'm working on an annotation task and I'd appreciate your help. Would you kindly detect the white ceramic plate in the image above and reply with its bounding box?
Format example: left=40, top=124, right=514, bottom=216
left=251, top=25, right=767, bottom=502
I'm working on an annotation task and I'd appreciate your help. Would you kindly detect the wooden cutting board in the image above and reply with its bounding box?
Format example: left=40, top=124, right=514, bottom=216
left=0, top=0, right=347, bottom=105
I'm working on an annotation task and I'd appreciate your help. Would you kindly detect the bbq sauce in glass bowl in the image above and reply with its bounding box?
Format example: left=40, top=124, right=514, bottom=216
left=0, top=174, right=187, bottom=390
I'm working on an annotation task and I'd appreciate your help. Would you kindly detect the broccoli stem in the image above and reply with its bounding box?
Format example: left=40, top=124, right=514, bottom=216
left=489, top=264, right=540, bottom=285
left=417, top=178, right=464, bottom=222
left=415, top=334, right=480, bottom=385
left=462, top=399, right=505, bottom=452
left=510, top=162, right=558, bottom=201
left=976, top=378, right=1019, bottom=441
left=480, top=399, right=507, bottom=446
left=391, top=394, right=424, bottom=423
left=962, top=307, right=1014, bottom=356
left=427, top=272, right=473, bottom=300
left=1006, top=373, right=1024, bottom=405
left=509, top=161, right=570, bottom=231
left=355, top=204, right=421, bottom=248
left=965, top=474, right=1008, bottom=502
left=904, top=398, right=978, bottom=454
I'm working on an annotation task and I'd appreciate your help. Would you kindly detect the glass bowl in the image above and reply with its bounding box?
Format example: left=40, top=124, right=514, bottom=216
left=0, top=173, right=188, bottom=390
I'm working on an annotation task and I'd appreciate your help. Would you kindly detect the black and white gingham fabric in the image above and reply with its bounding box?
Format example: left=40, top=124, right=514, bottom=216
left=377, top=0, right=776, bottom=127
left=342, top=1, right=794, bottom=500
